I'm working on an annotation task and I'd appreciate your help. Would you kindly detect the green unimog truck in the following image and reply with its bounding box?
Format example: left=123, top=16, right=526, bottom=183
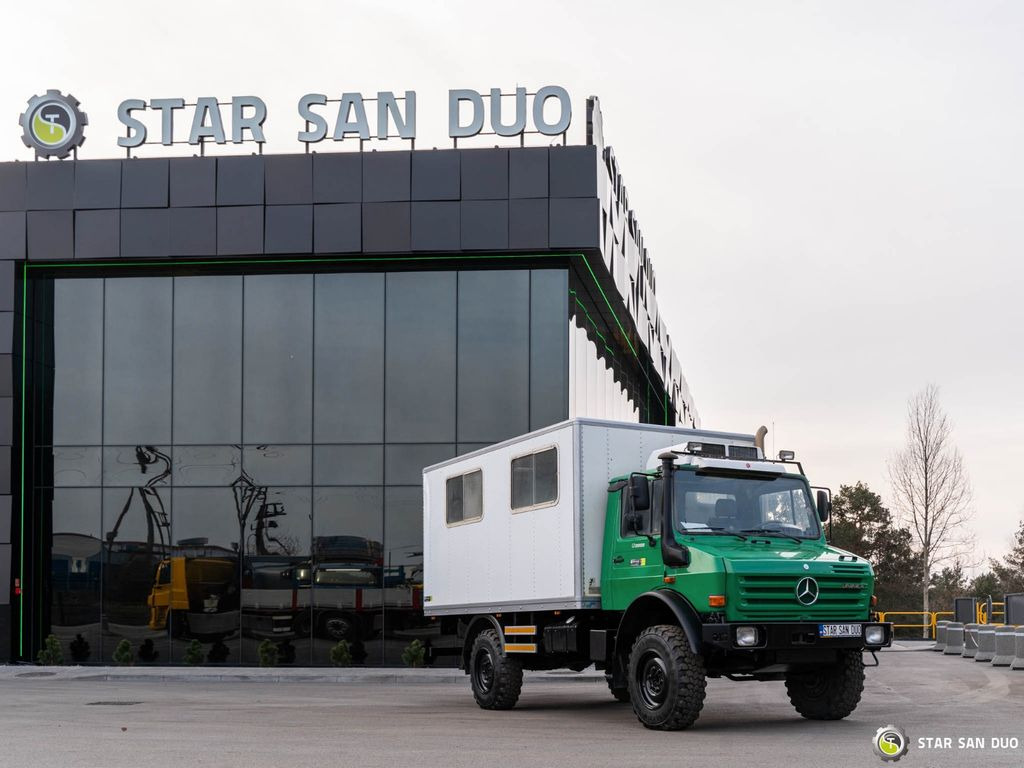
left=422, top=419, right=890, bottom=730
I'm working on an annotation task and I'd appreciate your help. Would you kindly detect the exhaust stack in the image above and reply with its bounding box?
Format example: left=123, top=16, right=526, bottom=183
left=754, top=425, right=768, bottom=457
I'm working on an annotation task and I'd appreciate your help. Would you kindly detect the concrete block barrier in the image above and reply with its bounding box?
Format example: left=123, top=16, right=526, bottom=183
left=1012, top=628, right=1024, bottom=670
left=975, top=624, right=997, bottom=662
left=962, top=623, right=979, bottom=658
left=991, top=626, right=1016, bottom=667
left=944, top=622, right=965, bottom=655
left=934, top=620, right=950, bottom=652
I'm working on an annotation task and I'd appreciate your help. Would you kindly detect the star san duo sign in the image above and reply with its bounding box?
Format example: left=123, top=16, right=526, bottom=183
left=19, top=86, right=572, bottom=158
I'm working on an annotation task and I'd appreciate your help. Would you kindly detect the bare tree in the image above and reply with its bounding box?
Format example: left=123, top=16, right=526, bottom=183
left=888, top=384, right=973, bottom=634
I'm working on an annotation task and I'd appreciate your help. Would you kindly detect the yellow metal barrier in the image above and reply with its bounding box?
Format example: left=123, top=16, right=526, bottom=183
left=876, top=606, right=1006, bottom=640
left=978, top=602, right=1005, bottom=625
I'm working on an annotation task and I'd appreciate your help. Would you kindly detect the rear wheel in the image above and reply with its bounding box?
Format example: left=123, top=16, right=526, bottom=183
left=785, top=649, right=865, bottom=720
left=606, top=675, right=631, bottom=703
left=627, top=625, right=706, bottom=730
left=469, top=628, right=523, bottom=710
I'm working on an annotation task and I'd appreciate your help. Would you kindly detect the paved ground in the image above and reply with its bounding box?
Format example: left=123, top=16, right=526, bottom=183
left=3, top=646, right=1024, bottom=768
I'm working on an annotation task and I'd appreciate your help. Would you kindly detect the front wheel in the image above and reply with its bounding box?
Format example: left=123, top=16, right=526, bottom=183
left=627, top=625, right=706, bottom=730
left=785, top=649, right=865, bottom=720
left=469, top=629, right=523, bottom=710
left=606, top=675, right=630, bottom=703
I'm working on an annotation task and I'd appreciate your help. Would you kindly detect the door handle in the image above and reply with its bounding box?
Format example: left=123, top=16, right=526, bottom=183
left=612, top=556, right=624, bottom=564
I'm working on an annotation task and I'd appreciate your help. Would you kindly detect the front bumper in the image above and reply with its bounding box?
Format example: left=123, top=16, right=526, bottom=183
left=702, top=621, right=892, bottom=652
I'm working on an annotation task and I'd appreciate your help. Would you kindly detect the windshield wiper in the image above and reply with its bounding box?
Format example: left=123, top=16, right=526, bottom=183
left=739, top=528, right=804, bottom=544
left=684, top=527, right=748, bottom=541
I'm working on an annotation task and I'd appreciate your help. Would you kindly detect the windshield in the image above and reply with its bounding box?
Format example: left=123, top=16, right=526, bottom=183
left=672, top=470, right=821, bottom=540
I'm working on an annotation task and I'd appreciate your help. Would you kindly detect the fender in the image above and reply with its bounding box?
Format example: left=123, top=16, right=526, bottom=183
left=460, top=614, right=504, bottom=670
left=616, top=589, right=703, bottom=658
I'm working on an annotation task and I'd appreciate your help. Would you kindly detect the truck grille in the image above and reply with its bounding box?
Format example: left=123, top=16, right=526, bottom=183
left=735, top=571, right=871, bottom=619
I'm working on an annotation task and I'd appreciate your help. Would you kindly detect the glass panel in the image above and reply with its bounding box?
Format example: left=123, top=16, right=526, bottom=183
left=173, top=276, right=243, bottom=444
left=534, top=448, right=558, bottom=505
left=383, top=444, right=455, bottom=486
left=243, top=274, right=313, bottom=444
left=239, top=487, right=312, bottom=666
left=463, top=470, right=482, bottom=521
left=530, top=270, right=569, bottom=430
left=313, top=445, right=383, bottom=486
left=511, top=453, right=533, bottom=510
left=51, top=447, right=102, bottom=487
left=103, top=446, right=172, bottom=487
left=314, top=274, right=385, bottom=443
left=52, top=279, right=104, bottom=445
left=173, top=445, right=242, bottom=487
left=382, top=486, right=434, bottom=665
left=49, top=488, right=102, bottom=663
left=312, top=486, right=384, bottom=666
left=101, top=486, right=171, bottom=663
left=104, top=277, right=173, bottom=445
left=457, top=270, right=529, bottom=443
left=385, top=272, right=456, bottom=443
left=445, top=475, right=463, bottom=525
left=243, top=445, right=312, bottom=487
left=169, top=487, right=243, bottom=664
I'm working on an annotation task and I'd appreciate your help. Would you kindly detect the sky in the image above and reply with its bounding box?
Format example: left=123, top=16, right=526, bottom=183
left=2, top=0, right=1021, bottom=569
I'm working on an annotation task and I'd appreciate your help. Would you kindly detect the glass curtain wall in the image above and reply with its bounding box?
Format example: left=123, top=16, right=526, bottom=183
left=29, top=267, right=568, bottom=665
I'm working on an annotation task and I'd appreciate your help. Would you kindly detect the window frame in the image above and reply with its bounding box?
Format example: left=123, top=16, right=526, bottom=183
left=445, top=467, right=484, bottom=527
left=509, top=444, right=560, bottom=514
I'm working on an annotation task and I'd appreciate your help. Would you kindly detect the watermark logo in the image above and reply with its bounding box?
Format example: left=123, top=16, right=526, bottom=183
left=20, top=90, right=88, bottom=159
left=873, top=725, right=909, bottom=762
left=795, top=576, right=819, bottom=606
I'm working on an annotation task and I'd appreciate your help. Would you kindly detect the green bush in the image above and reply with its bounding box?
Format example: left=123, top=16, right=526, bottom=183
left=329, top=639, right=352, bottom=667
left=112, top=639, right=134, bottom=666
left=257, top=639, right=279, bottom=668
left=36, top=634, right=64, bottom=666
left=183, top=639, right=204, bottom=666
left=401, top=639, right=426, bottom=668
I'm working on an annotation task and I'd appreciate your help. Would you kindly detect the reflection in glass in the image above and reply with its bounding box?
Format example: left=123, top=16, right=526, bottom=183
left=51, top=447, right=102, bottom=487
left=242, top=445, right=312, bottom=487
left=49, top=489, right=102, bottom=663
left=173, top=445, right=241, bottom=487
left=382, top=486, right=433, bottom=665
left=103, top=446, right=171, bottom=487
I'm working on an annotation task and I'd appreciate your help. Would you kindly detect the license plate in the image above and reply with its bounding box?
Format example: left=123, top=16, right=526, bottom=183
left=819, top=623, right=861, bottom=638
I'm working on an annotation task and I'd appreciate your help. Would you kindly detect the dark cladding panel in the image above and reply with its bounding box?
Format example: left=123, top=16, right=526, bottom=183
left=121, top=208, right=169, bottom=258
left=265, top=154, right=313, bottom=205
left=549, top=145, right=598, bottom=198
left=411, top=150, right=460, bottom=200
left=549, top=197, right=600, bottom=249
left=460, top=200, right=508, bottom=250
left=169, top=156, right=216, bottom=207
left=121, top=158, right=169, bottom=208
left=169, top=207, right=216, bottom=256
left=313, top=203, right=361, bottom=253
left=74, top=160, right=121, bottom=209
left=75, top=209, right=120, bottom=260
left=217, top=155, right=265, bottom=206
left=385, top=271, right=456, bottom=442
left=509, top=147, right=548, bottom=198
left=0, top=163, right=26, bottom=211
left=265, top=205, right=313, bottom=254
left=0, top=262, right=11, bottom=312
left=457, top=270, right=529, bottom=443
left=27, top=210, right=73, bottom=260
left=313, top=153, right=361, bottom=203
left=509, top=198, right=548, bottom=250
left=460, top=148, right=508, bottom=200
left=26, top=162, right=74, bottom=210
left=217, top=206, right=263, bottom=256
left=362, top=151, right=411, bottom=202
left=0, top=212, right=27, bottom=260
left=530, top=269, right=569, bottom=430
left=363, top=202, right=410, bottom=252
left=411, top=201, right=459, bottom=251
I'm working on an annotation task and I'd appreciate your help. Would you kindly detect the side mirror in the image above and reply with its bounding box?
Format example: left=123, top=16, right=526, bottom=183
left=629, top=474, right=651, bottom=511
left=816, top=489, right=831, bottom=523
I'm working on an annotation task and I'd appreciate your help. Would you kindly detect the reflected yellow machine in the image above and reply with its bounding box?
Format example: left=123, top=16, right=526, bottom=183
left=148, top=556, right=239, bottom=638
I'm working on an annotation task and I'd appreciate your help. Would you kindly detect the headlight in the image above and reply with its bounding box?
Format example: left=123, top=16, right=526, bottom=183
left=735, top=626, right=759, bottom=647
left=864, top=625, right=885, bottom=645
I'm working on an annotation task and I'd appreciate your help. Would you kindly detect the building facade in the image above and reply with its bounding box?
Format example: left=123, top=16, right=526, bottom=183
left=0, top=98, right=696, bottom=665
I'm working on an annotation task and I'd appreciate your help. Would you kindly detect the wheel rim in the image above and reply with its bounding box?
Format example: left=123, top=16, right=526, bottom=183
left=637, top=651, right=669, bottom=709
left=325, top=617, right=351, bottom=641
left=473, top=647, right=496, bottom=694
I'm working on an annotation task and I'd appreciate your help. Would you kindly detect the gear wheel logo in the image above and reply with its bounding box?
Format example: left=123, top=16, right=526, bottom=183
left=19, top=90, right=88, bottom=159
left=873, top=724, right=909, bottom=762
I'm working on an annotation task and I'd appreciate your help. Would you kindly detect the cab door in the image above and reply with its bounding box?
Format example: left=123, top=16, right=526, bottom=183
left=604, top=479, right=665, bottom=608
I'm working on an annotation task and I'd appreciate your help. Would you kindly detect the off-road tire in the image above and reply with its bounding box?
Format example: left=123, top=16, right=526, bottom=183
left=469, top=629, right=523, bottom=710
left=627, top=625, right=706, bottom=730
left=785, top=649, right=865, bottom=720
left=606, top=675, right=631, bottom=703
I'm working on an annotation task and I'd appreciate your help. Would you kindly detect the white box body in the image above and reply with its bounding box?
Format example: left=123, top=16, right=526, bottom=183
left=422, top=418, right=757, bottom=616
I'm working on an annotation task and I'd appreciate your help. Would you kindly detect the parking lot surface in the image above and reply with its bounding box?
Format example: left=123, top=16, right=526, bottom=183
left=2, top=647, right=1023, bottom=768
